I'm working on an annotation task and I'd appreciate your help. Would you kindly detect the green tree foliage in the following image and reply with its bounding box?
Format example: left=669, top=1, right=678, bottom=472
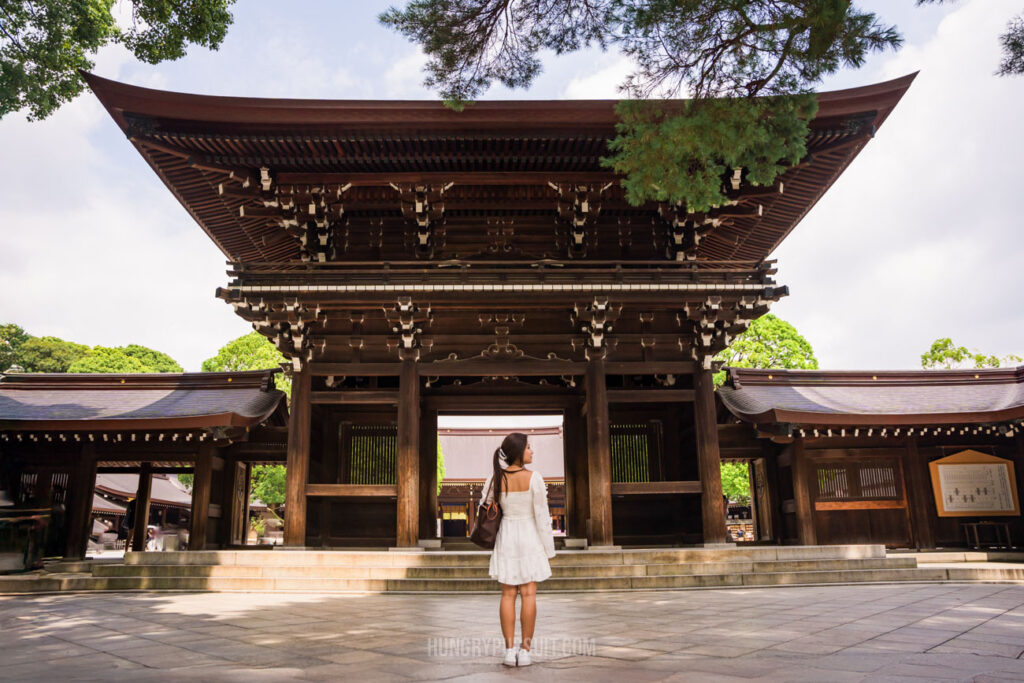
left=177, top=472, right=192, bottom=491
left=201, top=331, right=291, bottom=398
left=381, top=1, right=900, bottom=102
left=250, top=464, right=286, bottom=509
left=67, top=344, right=182, bottom=373
left=382, top=1, right=902, bottom=208
left=119, top=344, right=183, bottom=372
left=0, top=323, right=30, bottom=371
left=605, top=95, right=816, bottom=209
left=437, top=439, right=446, bottom=496
left=920, top=338, right=1022, bottom=370
left=713, top=313, right=818, bottom=386
left=17, top=335, right=89, bottom=372
left=68, top=346, right=150, bottom=373
left=720, top=461, right=750, bottom=505
left=1, top=0, right=235, bottom=120
left=998, top=13, right=1024, bottom=76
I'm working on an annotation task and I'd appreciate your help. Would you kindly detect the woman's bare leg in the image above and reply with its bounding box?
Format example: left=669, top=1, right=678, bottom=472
left=499, top=583, right=518, bottom=648
left=519, top=582, right=537, bottom=650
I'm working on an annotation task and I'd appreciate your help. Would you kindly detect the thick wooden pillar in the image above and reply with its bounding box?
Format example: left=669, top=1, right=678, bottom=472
left=903, top=436, right=935, bottom=550
left=790, top=438, right=817, bottom=545
left=419, top=407, right=438, bottom=539
left=64, top=444, right=97, bottom=560
left=584, top=358, right=613, bottom=546
left=563, top=406, right=588, bottom=538
left=189, top=444, right=214, bottom=551
left=694, top=368, right=727, bottom=544
left=130, top=463, right=153, bottom=552
left=396, top=358, right=420, bottom=547
left=284, top=368, right=312, bottom=546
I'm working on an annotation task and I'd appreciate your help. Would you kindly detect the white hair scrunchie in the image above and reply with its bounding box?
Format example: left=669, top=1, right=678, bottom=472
left=498, top=447, right=509, bottom=470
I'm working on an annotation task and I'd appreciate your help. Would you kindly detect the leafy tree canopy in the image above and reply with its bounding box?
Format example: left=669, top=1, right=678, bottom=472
left=119, top=344, right=183, bottom=372
left=1, top=0, right=235, bottom=120
left=17, top=335, right=89, bottom=372
left=606, top=94, right=815, bottom=210
left=999, top=13, right=1024, bottom=75
left=920, top=338, right=1022, bottom=370
left=0, top=323, right=30, bottom=371
left=250, top=464, right=286, bottom=508
left=713, top=313, right=818, bottom=386
left=68, top=346, right=150, bottom=373
left=202, top=331, right=291, bottom=398
left=720, top=461, right=750, bottom=505
left=382, top=1, right=903, bottom=208
left=67, top=343, right=182, bottom=373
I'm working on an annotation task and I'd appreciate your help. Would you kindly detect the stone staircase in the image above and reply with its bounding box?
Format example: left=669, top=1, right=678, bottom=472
left=7, top=544, right=1013, bottom=594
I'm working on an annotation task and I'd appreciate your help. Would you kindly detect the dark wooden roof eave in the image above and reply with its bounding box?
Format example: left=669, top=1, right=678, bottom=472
left=82, top=71, right=917, bottom=131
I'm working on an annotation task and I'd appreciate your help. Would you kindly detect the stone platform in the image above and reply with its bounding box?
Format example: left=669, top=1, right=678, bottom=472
left=3, top=545, right=1024, bottom=594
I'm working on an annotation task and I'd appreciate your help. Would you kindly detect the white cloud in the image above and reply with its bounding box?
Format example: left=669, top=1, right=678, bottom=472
left=562, top=54, right=634, bottom=99
left=770, top=0, right=1024, bottom=368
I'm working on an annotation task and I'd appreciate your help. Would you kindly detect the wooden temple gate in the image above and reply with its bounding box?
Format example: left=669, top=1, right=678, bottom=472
left=81, top=72, right=916, bottom=549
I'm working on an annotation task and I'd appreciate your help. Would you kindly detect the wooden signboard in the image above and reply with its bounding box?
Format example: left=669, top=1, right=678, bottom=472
left=929, top=450, right=1020, bottom=517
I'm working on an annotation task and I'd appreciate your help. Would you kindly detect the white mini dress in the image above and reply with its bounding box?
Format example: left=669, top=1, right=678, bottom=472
left=481, top=469, right=557, bottom=585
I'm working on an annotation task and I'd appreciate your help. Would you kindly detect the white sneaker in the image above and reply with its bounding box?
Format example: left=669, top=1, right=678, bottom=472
left=502, top=647, right=519, bottom=667
left=517, top=648, right=532, bottom=667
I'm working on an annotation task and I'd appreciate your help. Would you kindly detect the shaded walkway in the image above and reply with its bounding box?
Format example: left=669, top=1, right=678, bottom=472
left=1, top=584, right=1023, bottom=681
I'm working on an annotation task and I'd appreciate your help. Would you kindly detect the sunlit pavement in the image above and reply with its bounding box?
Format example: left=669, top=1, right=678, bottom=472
left=2, top=583, right=1023, bottom=681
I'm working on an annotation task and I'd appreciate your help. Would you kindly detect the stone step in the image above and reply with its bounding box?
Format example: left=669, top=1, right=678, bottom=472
left=122, top=545, right=888, bottom=567
left=43, top=561, right=95, bottom=573
left=92, top=557, right=917, bottom=580
left=0, top=567, right=969, bottom=594
left=944, top=566, right=1024, bottom=582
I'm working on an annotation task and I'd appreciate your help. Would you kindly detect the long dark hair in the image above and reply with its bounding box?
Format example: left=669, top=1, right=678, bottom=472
left=492, top=432, right=528, bottom=501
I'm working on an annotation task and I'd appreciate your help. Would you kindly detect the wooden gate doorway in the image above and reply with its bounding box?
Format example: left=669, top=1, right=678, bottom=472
left=721, top=457, right=779, bottom=544
left=428, top=400, right=575, bottom=543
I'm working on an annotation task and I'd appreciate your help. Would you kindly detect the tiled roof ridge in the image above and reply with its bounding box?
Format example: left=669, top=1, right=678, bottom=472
left=0, top=369, right=280, bottom=392
left=725, top=365, right=1024, bottom=389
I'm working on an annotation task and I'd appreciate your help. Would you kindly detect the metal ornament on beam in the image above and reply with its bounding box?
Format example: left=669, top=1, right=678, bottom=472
left=573, top=297, right=621, bottom=360
left=392, top=182, right=452, bottom=259
left=551, top=182, right=612, bottom=259
left=233, top=166, right=351, bottom=262
left=386, top=296, right=432, bottom=360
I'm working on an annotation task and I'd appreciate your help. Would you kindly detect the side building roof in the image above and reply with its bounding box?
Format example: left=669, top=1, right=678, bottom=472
left=717, top=366, right=1024, bottom=428
left=0, top=370, right=286, bottom=432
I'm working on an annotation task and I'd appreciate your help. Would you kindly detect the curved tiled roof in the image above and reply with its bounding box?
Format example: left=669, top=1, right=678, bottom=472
left=0, top=370, right=285, bottom=431
left=718, top=366, right=1024, bottom=427
left=84, top=72, right=915, bottom=263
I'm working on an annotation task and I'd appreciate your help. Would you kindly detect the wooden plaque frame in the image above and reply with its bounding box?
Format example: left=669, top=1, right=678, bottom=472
left=929, top=450, right=1020, bottom=517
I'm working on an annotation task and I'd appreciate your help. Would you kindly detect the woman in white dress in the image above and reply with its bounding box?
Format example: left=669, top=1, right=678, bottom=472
left=480, top=432, right=556, bottom=667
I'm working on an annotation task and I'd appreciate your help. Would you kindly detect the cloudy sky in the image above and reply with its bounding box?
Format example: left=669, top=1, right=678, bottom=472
left=1, top=0, right=1021, bottom=371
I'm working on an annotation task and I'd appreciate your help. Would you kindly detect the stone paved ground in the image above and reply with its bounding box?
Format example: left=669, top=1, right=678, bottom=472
left=1, top=584, right=1023, bottom=682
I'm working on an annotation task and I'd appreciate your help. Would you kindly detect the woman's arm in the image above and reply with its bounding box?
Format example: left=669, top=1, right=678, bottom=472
left=532, top=472, right=556, bottom=558
left=480, top=471, right=494, bottom=506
